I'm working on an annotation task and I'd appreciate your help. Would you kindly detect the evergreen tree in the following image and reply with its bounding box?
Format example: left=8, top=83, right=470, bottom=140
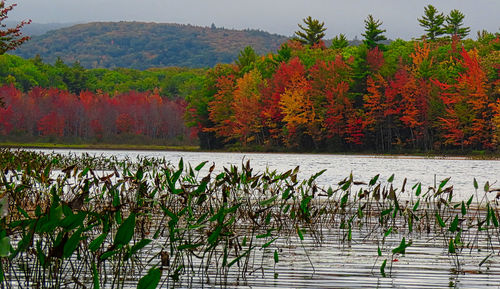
left=362, top=15, right=387, bottom=49
left=331, top=34, right=349, bottom=49
left=294, top=16, right=326, bottom=46
left=235, top=46, right=257, bottom=71
left=445, top=9, right=470, bottom=39
left=418, top=5, right=445, bottom=40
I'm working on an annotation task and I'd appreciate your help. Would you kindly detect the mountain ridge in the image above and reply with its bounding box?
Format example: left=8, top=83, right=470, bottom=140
left=11, top=21, right=289, bottom=69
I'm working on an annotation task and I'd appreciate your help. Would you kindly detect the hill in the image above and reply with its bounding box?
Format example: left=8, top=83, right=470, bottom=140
left=10, top=22, right=289, bottom=69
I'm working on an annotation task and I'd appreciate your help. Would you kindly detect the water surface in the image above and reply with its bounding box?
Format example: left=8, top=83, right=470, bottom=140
left=35, top=149, right=500, bottom=200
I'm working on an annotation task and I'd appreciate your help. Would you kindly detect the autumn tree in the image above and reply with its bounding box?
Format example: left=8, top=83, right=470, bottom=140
left=279, top=72, right=315, bottom=147
left=445, top=9, right=470, bottom=39
left=434, top=48, right=494, bottom=149
left=366, top=46, right=385, bottom=72
left=294, top=16, right=326, bottom=46
left=260, top=57, right=307, bottom=145
left=308, top=56, right=355, bottom=145
left=231, top=69, right=264, bottom=146
left=362, top=15, right=387, bottom=49
left=418, top=5, right=445, bottom=40
left=0, top=1, right=31, bottom=55
left=0, top=1, right=30, bottom=106
left=206, top=74, right=237, bottom=139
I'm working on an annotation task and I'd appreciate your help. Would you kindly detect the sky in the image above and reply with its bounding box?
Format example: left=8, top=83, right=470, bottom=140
left=8, top=0, right=500, bottom=40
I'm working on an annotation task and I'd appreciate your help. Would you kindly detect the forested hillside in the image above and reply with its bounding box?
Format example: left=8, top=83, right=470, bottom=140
left=10, top=22, right=288, bottom=69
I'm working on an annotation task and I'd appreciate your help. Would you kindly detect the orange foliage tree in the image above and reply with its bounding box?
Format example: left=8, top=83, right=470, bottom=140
left=434, top=47, right=494, bottom=149
left=231, top=69, right=264, bottom=146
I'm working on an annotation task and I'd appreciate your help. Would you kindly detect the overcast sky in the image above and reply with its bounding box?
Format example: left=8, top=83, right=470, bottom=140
left=8, top=0, right=500, bottom=40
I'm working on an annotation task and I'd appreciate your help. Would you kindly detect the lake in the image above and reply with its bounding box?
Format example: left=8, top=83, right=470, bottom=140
left=12, top=148, right=499, bottom=288
left=36, top=149, right=500, bottom=201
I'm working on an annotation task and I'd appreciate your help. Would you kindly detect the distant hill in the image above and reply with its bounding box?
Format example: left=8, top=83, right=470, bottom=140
left=11, top=22, right=289, bottom=69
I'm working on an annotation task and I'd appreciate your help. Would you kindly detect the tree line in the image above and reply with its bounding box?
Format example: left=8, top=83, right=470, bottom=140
left=1, top=3, right=499, bottom=152
left=0, top=85, right=191, bottom=144
left=0, top=54, right=206, bottom=97
left=185, top=9, right=499, bottom=152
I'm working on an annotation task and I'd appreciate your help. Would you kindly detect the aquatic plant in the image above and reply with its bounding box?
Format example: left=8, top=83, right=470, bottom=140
left=0, top=149, right=498, bottom=288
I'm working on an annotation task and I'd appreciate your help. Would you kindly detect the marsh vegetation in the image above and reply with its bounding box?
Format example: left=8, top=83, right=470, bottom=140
left=0, top=149, right=499, bottom=288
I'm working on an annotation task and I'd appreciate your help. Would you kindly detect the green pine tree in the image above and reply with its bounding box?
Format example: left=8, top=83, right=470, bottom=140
left=418, top=5, right=445, bottom=40
left=445, top=9, right=470, bottom=39
left=331, top=34, right=349, bottom=49
left=362, top=15, right=387, bottom=49
left=294, top=16, right=327, bottom=46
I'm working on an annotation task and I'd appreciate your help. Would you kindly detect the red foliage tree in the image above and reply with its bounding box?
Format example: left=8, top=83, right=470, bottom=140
left=0, top=1, right=31, bottom=55
left=366, top=47, right=385, bottom=72
left=261, top=57, right=306, bottom=143
left=37, top=111, right=65, bottom=137
left=433, top=48, right=494, bottom=149
left=205, top=74, right=237, bottom=139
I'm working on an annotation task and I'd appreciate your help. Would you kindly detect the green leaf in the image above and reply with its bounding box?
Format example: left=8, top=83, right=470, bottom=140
left=296, top=226, right=304, bottom=241
left=413, top=199, right=420, bottom=211
left=114, top=213, right=136, bottom=247
left=61, top=212, right=86, bottom=231
left=484, top=181, right=490, bottom=192
left=227, top=247, right=252, bottom=268
left=491, top=206, right=499, bottom=228
left=448, top=238, right=455, bottom=254
left=449, top=215, right=459, bottom=233
left=381, top=207, right=392, bottom=217
left=392, top=237, right=411, bottom=255
left=137, top=268, right=161, bottom=289
left=387, top=174, right=394, bottom=183
left=340, top=193, right=348, bottom=208
left=89, top=232, right=108, bottom=252
left=124, top=239, right=152, bottom=261
left=377, top=245, right=382, bottom=256
left=0, top=260, right=3, bottom=282
left=380, top=259, right=387, bottom=277
left=341, top=180, right=351, bottom=191
left=461, top=201, right=466, bottom=216
left=308, top=169, right=326, bottom=186
left=63, top=229, right=83, bottom=258
left=136, top=167, right=144, bottom=181
left=194, top=161, right=208, bottom=171
left=439, top=177, right=450, bottom=190
left=259, top=195, right=278, bottom=207
left=92, top=261, right=100, bottom=289
left=384, top=227, right=392, bottom=237
left=473, top=178, right=478, bottom=190
left=274, top=250, right=279, bottom=263
left=436, top=212, right=445, bottom=228
left=466, top=195, right=474, bottom=207
left=415, top=183, right=422, bottom=196
left=369, top=174, right=380, bottom=186
left=208, top=226, right=222, bottom=245
left=262, top=237, right=278, bottom=248
left=0, top=237, right=11, bottom=257
left=100, top=249, right=119, bottom=261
